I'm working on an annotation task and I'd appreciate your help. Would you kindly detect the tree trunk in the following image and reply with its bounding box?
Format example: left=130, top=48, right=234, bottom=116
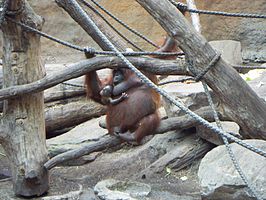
left=0, top=0, right=48, bottom=196
left=136, top=0, right=266, bottom=139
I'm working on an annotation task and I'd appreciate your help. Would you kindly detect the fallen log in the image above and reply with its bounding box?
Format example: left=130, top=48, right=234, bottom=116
left=44, top=106, right=227, bottom=170
left=139, top=134, right=214, bottom=178
left=44, top=135, right=121, bottom=170
left=45, top=100, right=106, bottom=138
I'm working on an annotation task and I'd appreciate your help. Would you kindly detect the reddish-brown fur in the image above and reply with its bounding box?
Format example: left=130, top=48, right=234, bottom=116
left=85, top=36, right=179, bottom=143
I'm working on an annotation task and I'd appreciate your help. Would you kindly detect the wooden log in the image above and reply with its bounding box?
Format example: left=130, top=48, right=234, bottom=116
left=45, top=100, right=106, bottom=138
left=156, top=106, right=229, bottom=134
left=168, top=141, right=213, bottom=171
left=44, top=83, right=85, bottom=103
left=0, top=0, right=48, bottom=196
left=45, top=95, right=84, bottom=108
left=139, top=135, right=214, bottom=178
left=44, top=106, right=226, bottom=170
left=186, top=0, right=201, bottom=32
left=0, top=65, right=85, bottom=104
left=136, top=0, right=266, bottom=139
left=0, top=121, right=7, bottom=138
left=44, top=136, right=121, bottom=170
left=0, top=57, right=187, bottom=101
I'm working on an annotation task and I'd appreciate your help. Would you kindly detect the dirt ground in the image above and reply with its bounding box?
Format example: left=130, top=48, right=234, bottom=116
left=0, top=141, right=202, bottom=199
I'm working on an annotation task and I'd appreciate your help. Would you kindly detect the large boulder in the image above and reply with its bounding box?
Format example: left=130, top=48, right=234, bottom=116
left=247, top=67, right=266, bottom=101
left=161, top=81, right=218, bottom=117
left=209, top=40, right=242, bottom=65
left=94, top=179, right=151, bottom=200
left=198, top=139, right=266, bottom=200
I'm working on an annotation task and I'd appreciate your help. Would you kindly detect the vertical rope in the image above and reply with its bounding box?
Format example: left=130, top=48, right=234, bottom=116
left=202, top=83, right=261, bottom=200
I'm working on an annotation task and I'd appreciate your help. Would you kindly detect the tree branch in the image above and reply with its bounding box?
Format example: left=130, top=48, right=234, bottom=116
left=0, top=56, right=187, bottom=101
left=44, top=106, right=227, bottom=170
left=136, top=0, right=266, bottom=139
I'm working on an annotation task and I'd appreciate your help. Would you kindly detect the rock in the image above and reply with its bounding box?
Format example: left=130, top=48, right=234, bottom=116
left=94, top=179, right=151, bottom=200
left=197, top=121, right=240, bottom=145
left=161, top=68, right=266, bottom=119
left=0, top=145, right=4, bottom=156
left=161, top=81, right=218, bottom=117
left=0, top=147, right=11, bottom=180
left=47, top=116, right=107, bottom=157
left=42, top=185, right=83, bottom=200
left=198, top=139, right=266, bottom=200
left=246, top=68, right=266, bottom=101
left=209, top=40, right=242, bottom=65
left=80, top=188, right=100, bottom=200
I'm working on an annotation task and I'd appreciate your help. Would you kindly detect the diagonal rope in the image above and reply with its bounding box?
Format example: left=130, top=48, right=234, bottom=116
left=7, top=17, right=184, bottom=57
left=202, top=82, right=262, bottom=200
left=67, top=0, right=266, bottom=158
left=86, top=0, right=160, bottom=48
left=80, top=0, right=143, bottom=51
left=169, top=1, right=266, bottom=19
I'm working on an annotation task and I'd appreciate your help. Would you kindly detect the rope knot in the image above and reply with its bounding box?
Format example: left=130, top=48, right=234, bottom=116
left=175, top=2, right=188, bottom=12
left=84, top=47, right=96, bottom=58
left=189, top=52, right=221, bottom=82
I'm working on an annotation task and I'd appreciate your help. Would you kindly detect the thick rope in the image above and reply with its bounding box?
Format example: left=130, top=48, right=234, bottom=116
left=7, top=17, right=184, bottom=57
left=202, top=82, right=262, bottom=200
left=193, top=53, right=221, bottom=82
left=80, top=0, right=143, bottom=51
left=69, top=0, right=266, bottom=158
left=159, top=53, right=221, bottom=85
left=86, top=0, right=160, bottom=48
left=170, top=1, right=266, bottom=19
left=61, top=82, right=85, bottom=88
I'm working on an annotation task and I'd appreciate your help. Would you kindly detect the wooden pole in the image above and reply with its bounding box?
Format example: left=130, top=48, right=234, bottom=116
left=186, top=0, right=201, bottom=32
left=0, top=0, right=48, bottom=196
left=0, top=57, right=187, bottom=101
left=136, top=0, right=266, bottom=139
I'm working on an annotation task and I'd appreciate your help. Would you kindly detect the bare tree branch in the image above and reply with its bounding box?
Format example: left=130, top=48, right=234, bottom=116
left=0, top=56, right=187, bottom=101
left=44, top=106, right=227, bottom=170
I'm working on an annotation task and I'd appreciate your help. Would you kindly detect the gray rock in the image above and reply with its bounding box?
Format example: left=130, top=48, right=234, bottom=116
left=239, top=20, right=266, bottom=63
left=198, top=139, right=266, bottom=200
left=161, top=81, right=218, bottom=117
left=161, top=67, right=266, bottom=119
left=247, top=68, right=266, bottom=101
left=209, top=40, right=242, bottom=65
left=80, top=188, right=100, bottom=200
left=197, top=121, right=240, bottom=145
left=94, top=179, right=151, bottom=200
